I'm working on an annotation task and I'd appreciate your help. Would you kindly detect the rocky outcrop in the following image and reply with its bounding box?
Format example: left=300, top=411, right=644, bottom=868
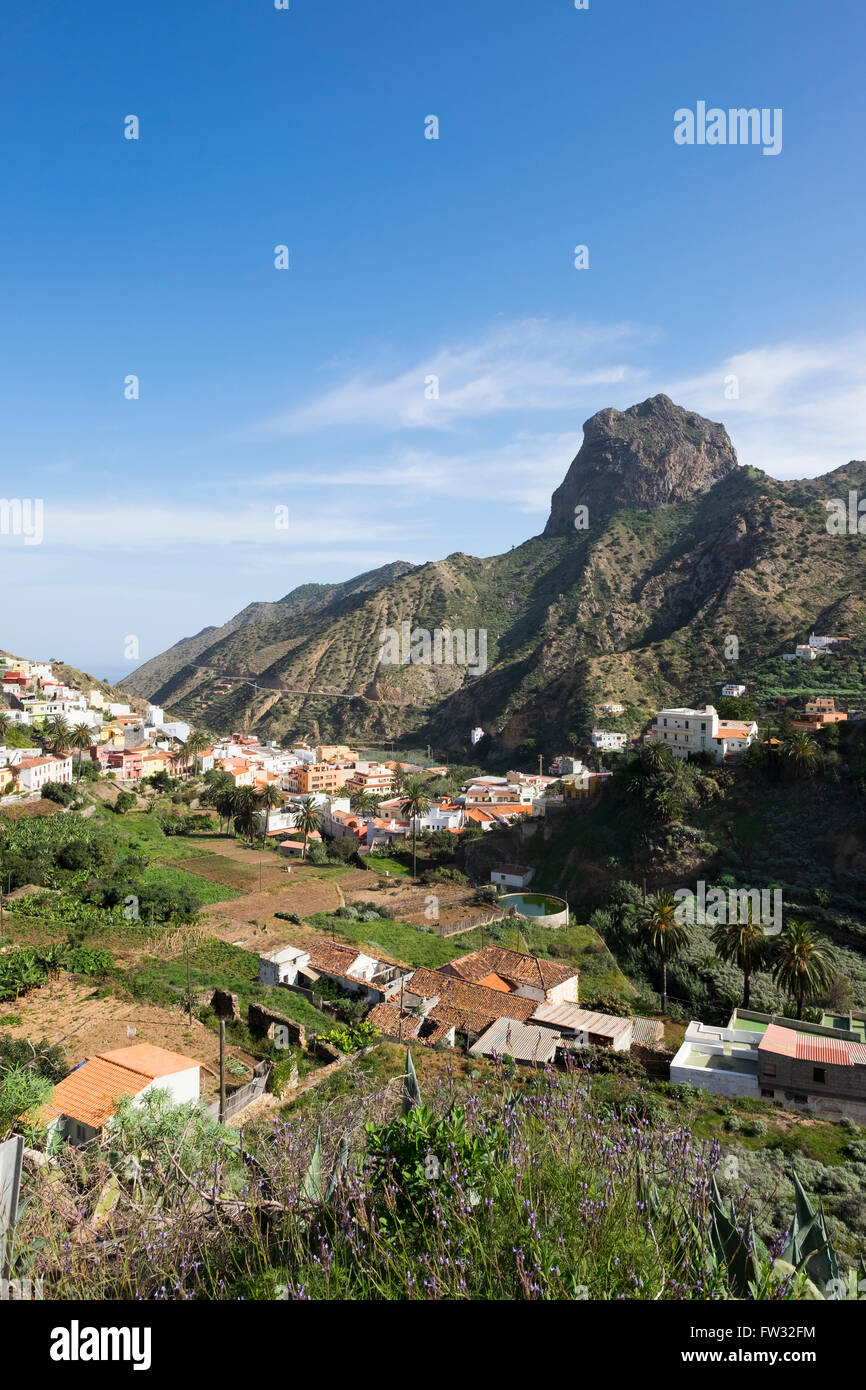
left=543, top=394, right=738, bottom=535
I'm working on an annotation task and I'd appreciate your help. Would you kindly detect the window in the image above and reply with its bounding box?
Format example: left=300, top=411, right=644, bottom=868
left=760, top=1089, right=775, bottom=1099
left=764, top=1064, right=776, bottom=1077
left=813, top=1067, right=826, bottom=1084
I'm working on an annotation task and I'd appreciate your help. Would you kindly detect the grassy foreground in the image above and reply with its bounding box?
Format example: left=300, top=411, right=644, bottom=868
left=12, top=1046, right=807, bottom=1302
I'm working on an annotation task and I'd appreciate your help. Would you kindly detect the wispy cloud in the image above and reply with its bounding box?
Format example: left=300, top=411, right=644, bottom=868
left=253, top=431, right=578, bottom=514
left=31, top=503, right=416, bottom=551
left=666, top=335, right=866, bottom=476
left=247, top=319, right=656, bottom=437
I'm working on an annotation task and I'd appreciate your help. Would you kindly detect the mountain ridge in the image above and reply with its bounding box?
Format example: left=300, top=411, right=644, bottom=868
left=121, top=396, right=866, bottom=754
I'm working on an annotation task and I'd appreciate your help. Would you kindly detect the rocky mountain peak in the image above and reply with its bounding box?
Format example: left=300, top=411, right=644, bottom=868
left=543, top=394, right=738, bottom=535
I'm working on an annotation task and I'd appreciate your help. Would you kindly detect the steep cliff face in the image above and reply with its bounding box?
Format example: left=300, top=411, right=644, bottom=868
left=543, top=394, right=738, bottom=535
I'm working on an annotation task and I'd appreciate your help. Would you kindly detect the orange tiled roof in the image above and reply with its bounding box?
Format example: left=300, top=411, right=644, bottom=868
left=42, top=1057, right=151, bottom=1130
left=97, top=1044, right=203, bottom=1078
left=475, top=971, right=512, bottom=993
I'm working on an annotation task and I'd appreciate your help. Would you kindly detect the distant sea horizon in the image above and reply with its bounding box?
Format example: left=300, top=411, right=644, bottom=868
left=77, top=663, right=135, bottom=687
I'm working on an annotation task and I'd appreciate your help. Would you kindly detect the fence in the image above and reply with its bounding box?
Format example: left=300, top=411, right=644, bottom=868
left=206, top=1061, right=271, bottom=1122
left=429, top=910, right=505, bottom=938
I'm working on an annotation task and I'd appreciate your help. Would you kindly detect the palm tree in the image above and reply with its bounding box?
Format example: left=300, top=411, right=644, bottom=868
left=231, top=785, right=259, bottom=843
left=0, top=712, right=9, bottom=743
left=184, top=728, right=209, bottom=778
left=781, top=730, right=821, bottom=779
left=294, top=796, right=320, bottom=861
left=349, top=788, right=376, bottom=815
left=69, top=724, right=93, bottom=780
left=44, top=715, right=72, bottom=756
left=257, top=784, right=283, bottom=844
left=638, top=889, right=690, bottom=1014
left=214, top=785, right=236, bottom=835
left=773, top=920, right=836, bottom=1020
left=711, top=906, right=769, bottom=1009
left=400, top=779, right=431, bottom=880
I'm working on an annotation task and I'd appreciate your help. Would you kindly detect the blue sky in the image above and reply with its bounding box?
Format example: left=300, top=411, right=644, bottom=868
left=2, top=0, right=865, bottom=678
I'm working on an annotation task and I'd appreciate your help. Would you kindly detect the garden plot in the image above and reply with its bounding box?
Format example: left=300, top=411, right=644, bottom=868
left=0, top=977, right=255, bottom=1101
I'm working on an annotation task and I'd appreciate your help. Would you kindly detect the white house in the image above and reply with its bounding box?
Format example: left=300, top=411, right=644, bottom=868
left=470, top=726, right=485, bottom=745
left=550, top=755, right=589, bottom=776
left=42, top=1043, right=202, bottom=1146
left=66, top=709, right=103, bottom=731
left=490, top=865, right=535, bottom=889
left=721, top=684, right=746, bottom=697
left=14, top=754, right=73, bottom=791
left=590, top=730, right=628, bottom=752
left=647, top=706, right=757, bottom=763
left=160, top=720, right=190, bottom=742
left=795, top=645, right=818, bottom=662
left=107, top=702, right=132, bottom=718
left=145, top=704, right=165, bottom=726
left=259, top=939, right=408, bottom=1002
left=258, top=944, right=310, bottom=987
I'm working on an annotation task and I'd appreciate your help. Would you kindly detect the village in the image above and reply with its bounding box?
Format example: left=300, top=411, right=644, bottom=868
left=4, top=637, right=866, bottom=1153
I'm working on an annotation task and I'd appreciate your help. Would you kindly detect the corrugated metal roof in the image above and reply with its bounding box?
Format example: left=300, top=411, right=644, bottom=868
left=629, top=1017, right=665, bottom=1046
left=760, top=1023, right=854, bottom=1066
left=531, top=1001, right=633, bottom=1043
left=470, top=1018, right=561, bottom=1064
left=759, top=1024, right=797, bottom=1058
left=795, top=1034, right=852, bottom=1066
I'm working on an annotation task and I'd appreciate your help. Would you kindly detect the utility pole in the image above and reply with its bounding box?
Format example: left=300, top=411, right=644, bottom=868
left=185, top=939, right=193, bottom=1025
left=218, top=1018, right=226, bottom=1125
left=538, top=754, right=543, bottom=776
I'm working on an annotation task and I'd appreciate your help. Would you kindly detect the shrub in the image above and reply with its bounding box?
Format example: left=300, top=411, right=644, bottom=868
left=743, top=1117, right=768, bottom=1138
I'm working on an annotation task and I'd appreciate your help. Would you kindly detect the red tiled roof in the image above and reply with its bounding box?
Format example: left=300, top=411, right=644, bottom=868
left=406, top=967, right=538, bottom=1030
left=366, top=1002, right=421, bottom=1039
left=442, top=944, right=577, bottom=993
